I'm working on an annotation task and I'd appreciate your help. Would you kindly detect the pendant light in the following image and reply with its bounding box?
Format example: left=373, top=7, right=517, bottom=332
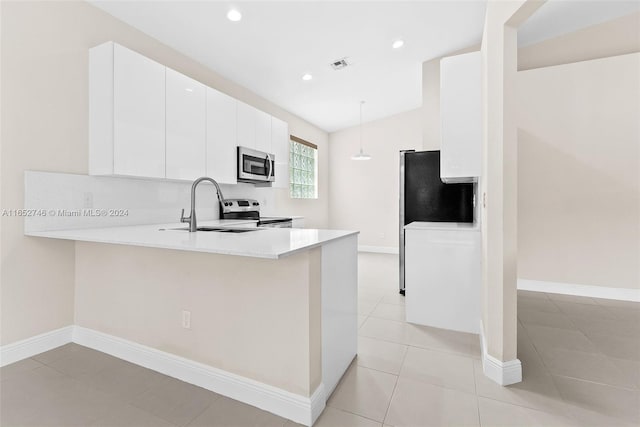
left=351, top=100, right=371, bottom=160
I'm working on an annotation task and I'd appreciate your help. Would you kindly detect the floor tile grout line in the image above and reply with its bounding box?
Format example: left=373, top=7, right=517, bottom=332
left=367, top=314, right=406, bottom=322
left=325, top=362, right=399, bottom=424
left=325, top=405, right=387, bottom=425
left=381, top=346, right=406, bottom=425
left=354, top=360, right=404, bottom=377
left=395, top=372, right=479, bottom=398
left=517, top=313, right=563, bottom=380
left=474, top=394, right=574, bottom=421
left=131, top=384, right=221, bottom=427
left=28, top=348, right=206, bottom=423
left=517, top=299, right=640, bottom=423
left=471, top=361, right=483, bottom=426
left=357, top=330, right=480, bottom=360
left=387, top=356, right=479, bottom=399
left=471, top=343, right=479, bottom=394
left=546, top=373, right=639, bottom=425
left=550, top=371, right=640, bottom=392
left=183, top=396, right=222, bottom=427
left=518, top=305, right=637, bottom=389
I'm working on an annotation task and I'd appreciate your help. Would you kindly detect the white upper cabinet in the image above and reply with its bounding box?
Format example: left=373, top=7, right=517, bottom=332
left=165, top=68, right=206, bottom=181
left=206, top=88, right=238, bottom=184
left=271, top=117, right=289, bottom=189
left=255, top=109, right=272, bottom=153
left=90, top=42, right=166, bottom=178
left=113, top=44, right=166, bottom=178
left=236, top=101, right=256, bottom=149
left=237, top=101, right=272, bottom=154
left=89, top=41, right=286, bottom=186
left=271, top=117, right=289, bottom=164
left=440, top=51, right=481, bottom=183
left=89, top=42, right=115, bottom=176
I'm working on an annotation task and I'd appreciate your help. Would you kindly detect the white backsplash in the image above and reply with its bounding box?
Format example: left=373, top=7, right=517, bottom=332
left=24, top=171, right=275, bottom=232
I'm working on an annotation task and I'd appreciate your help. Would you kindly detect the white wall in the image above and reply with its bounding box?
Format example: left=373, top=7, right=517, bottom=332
left=480, top=0, right=532, bottom=365
left=328, top=109, right=423, bottom=249
left=0, top=1, right=328, bottom=345
left=517, top=53, right=640, bottom=290
left=422, top=58, right=441, bottom=150
left=519, top=11, right=640, bottom=71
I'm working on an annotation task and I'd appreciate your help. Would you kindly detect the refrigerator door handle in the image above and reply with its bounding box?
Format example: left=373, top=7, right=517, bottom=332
left=399, top=150, right=413, bottom=295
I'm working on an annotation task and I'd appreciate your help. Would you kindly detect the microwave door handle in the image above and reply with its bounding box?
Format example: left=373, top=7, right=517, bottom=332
left=263, top=155, right=269, bottom=179
left=267, top=154, right=273, bottom=180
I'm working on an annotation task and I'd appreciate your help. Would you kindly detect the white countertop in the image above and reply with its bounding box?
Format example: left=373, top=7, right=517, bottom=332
left=25, top=220, right=358, bottom=259
left=404, top=221, right=479, bottom=231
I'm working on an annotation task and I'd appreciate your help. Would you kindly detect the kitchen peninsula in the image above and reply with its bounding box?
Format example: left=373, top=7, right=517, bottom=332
left=26, top=220, right=358, bottom=426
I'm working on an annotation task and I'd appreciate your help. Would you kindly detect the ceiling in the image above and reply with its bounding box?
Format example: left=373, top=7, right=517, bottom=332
left=518, top=0, right=640, bottom=47
left=91, top=1, right=639, bottom=133
left=90, top=1, right=487, bottom=132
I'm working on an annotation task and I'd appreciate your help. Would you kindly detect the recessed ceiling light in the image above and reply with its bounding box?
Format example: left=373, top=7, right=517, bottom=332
left=227, top=9, right=242, bottom=22
left=302, top=73, right=313, bottom=81
left=392, top=39, right=404, bottom=49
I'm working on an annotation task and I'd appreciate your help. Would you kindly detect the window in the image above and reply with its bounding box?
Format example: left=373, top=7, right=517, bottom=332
left=289, top=136, right=317, bottom=199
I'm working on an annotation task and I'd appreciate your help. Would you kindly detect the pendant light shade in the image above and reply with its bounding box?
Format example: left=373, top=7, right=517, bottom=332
left=351, top=148, right=371, bottom=161
left=351, top=100, right=371, bottom=160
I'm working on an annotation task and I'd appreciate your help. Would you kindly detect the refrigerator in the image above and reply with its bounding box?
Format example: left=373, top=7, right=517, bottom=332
left=399, top=150, right=475, bottom=294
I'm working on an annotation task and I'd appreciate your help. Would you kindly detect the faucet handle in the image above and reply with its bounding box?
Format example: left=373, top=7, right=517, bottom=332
left=180, top=209, right=190, bottom=223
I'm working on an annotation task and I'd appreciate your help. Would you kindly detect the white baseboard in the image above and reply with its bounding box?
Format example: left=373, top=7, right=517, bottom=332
left=479, top=321, right=522, bottom=386
left=358, top=245, right=399, bottom=254
left=0, top=326, right=74, bottom=367
left=518, top=279, right=640, bottom=302
left=1, top=325, right=324, bottom=425
left=310, top=383, right=326, bottom=425
left=73, top=326, right=322, bottom=426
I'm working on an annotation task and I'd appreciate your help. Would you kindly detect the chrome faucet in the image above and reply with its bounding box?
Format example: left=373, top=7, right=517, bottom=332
left=181, top=177, right=226, bottom=232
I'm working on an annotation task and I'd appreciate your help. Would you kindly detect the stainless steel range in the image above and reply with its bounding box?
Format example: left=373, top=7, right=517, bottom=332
left=220, top=199, right=292, bottom=228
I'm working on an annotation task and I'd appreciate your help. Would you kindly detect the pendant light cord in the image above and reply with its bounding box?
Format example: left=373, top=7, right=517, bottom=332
left=352, top=100, right=371, bottom=160
left=359, top=100, right=364, bottom=152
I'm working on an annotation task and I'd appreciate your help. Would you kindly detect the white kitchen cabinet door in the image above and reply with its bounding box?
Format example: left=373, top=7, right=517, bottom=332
left=255, top=110, right=272, bottom=154
left=272, top=163, right=289, bottom=189
left=89, top=42, right=115, bottom=176
left=405, top=227, right=480, bottom=334
left=237, top=101, right=273, bottom=154
left=206, top=88, right=238, bottom=184
left=271, top=117, right=289, bottom=164
left=236, top=101, right=256, bottom=150
left=270, top=117, right=289, bottom=189
left=113, top=43, right=166, bottom=178
left=165, top=68, right=206, bottom=181
left=440, top=51, right=481, bottom=183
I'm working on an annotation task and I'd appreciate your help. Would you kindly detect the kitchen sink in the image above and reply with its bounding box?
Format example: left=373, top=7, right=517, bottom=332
left=160, top=227, right=261, bottom=233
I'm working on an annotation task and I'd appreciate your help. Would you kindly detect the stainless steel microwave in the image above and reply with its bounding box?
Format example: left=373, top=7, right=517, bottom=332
left=237, top=146, right=275, bottom=184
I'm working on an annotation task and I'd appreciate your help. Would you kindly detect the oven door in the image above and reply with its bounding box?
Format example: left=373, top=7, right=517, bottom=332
left=237, top=146, right=275, bottom=183
left=258, top=217, right=293, bottom=228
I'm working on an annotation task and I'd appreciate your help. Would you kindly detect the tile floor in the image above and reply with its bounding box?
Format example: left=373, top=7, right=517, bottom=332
left=1, top=253, right=639, bottom=426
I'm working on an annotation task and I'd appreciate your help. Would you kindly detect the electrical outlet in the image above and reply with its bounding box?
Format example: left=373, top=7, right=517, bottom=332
left=181, top=310, right=191, bottom=329
left=83, top=192, right=93, bottom=209
left=379, top=232, right=385, bottom=239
